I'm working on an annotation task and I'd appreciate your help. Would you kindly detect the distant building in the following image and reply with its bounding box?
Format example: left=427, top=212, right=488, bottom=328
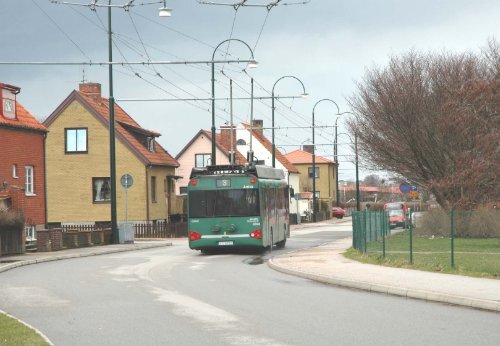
left=0, top=83, right=47, bottom=241
left=175, top=128, right=247, bottom=214
left=285, top=147, right=337, bottom=209
left=43, top=82, right=179, bottom=225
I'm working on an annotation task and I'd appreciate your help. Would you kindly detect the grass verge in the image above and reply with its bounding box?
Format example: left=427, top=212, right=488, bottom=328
left=344, top=231, right=500, bottom=279
left=0, top=313, right=48, bottom=346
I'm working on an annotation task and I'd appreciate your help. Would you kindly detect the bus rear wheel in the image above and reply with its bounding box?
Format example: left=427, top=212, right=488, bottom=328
left=275, top=237, right=286, bottom=249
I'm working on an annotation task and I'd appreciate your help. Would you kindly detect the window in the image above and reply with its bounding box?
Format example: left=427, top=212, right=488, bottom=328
left=189, top=189, right=259, bottom=218
left=151, top=176, right=157, bottom=203
left=25, top=166, right=34, bottom=195
left=12, top=164, right=18, bottom=178
left=65, top=128, right=87, bottom=153
left=147, top=137, right=155, bottom=152
left=314, top=191, right=320, bottom=199
left=308, top=167, right=320, bottom=178
left=93, top=177, right=111, bottom=203
left=179, top=187, right=187, bottom=195
left=236, top=139, right=246, bottom=145
left=25, top=225, right=36, bottom=241
left=195, top=153, right=211, bottom=168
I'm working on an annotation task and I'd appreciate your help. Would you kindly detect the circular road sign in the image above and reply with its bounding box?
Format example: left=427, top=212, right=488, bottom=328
left=399, top=182, right=411, bottom=194
left=120, top=174, right=134, bottom=189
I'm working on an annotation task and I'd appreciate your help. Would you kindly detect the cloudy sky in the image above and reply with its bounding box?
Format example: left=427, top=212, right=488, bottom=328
left=1, top=0, right=499, bottom=180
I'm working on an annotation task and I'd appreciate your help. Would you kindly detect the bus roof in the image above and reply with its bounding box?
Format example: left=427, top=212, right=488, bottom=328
left=190, top=164, right=285, bottom=180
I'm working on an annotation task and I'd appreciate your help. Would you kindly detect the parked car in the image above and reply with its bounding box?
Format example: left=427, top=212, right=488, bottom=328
left=388, top=209, right=408, bottom=229
left=331, top=207, right=345, bottom=219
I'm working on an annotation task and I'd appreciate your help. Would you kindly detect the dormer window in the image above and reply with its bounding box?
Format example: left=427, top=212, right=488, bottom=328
left=147, top=137, right=155, bottom=152
left=1, top=84, right=20, bottom=120
left=236, top=139, right=246, bottom=145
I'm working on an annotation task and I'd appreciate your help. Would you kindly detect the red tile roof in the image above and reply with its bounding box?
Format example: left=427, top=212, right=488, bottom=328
left=284, top=149, right=334, bottom=164
left=0, top=102, right=46, bottom=132
left=215, top=132, right=247, bottom=164
left=241, top=123, right=299, bottom=173
left=45, top=90, right=178, bottom=167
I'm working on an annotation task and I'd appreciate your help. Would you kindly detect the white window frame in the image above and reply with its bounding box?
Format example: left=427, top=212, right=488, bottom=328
left=12, top=164, right=18, bottom=178
left=25, top=166, right=34, bottom=195
left=25, top=225, right=36, bottom=241
left=195, top=153, right=211, bottom=168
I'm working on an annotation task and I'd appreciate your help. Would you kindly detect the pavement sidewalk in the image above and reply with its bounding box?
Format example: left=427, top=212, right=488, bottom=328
left=0, top=240, right=172, bottom=274
left=269, top=235, right=500, bottom=313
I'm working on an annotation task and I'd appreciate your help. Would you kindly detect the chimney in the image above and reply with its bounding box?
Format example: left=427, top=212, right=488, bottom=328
left=220, top=125, right=236, bottom=152
left=303, top=144, right=314, bottom=154
left=252, top=119, right=263, bottom=136
left=79, top=82, right=102, bottom=104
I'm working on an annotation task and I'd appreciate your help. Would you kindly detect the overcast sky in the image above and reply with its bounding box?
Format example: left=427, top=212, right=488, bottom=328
left=1, top=0, right=499, bottom=181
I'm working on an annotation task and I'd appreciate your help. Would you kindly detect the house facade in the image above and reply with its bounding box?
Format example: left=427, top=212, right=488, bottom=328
left=0, top=83, right=47, bottom=240
left=43, top=82, right=179, bottom=225
left=234, top=121, right=301, bottom=212
left=285, top=147, right=337, bottom=209
left=175, top=127, right=247, bottom=196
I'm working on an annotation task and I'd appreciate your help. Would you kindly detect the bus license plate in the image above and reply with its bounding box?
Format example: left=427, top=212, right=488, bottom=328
left=218, top=241, right=234, bottom=246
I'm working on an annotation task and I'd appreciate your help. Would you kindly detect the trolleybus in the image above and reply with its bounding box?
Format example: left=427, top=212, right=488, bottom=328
left=187, top=164, right=290, bottom=253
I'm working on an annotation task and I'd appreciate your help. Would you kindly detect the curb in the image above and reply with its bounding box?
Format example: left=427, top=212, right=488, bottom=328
left=268, top=258, right=500, bottom=313
left=0, top=242, right=172, bottom=274
left=0, top=309, right=54, bottom=345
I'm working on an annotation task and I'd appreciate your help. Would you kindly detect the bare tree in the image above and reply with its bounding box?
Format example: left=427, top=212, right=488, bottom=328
left=348, top=40, right=500, bottom=209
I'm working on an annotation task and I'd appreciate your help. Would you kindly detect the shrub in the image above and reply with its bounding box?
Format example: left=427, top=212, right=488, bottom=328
left=0, top=210, right=24, bottom=231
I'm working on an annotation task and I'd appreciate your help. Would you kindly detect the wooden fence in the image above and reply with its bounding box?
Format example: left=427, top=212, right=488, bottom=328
left=61, top=224, right=96, bottom=232
left=134, top=221, right=187, bottom=238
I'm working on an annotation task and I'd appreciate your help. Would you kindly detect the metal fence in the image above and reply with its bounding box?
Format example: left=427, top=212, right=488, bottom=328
left=352, top=208, right=500, bottom=277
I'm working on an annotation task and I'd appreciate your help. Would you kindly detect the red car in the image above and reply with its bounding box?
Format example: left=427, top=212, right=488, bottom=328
left=331, top=207, right=345, bottom=219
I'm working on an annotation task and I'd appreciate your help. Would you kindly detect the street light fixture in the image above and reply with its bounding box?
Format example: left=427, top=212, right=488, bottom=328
left=312, top=98, right=339, bottom=222
left=211, top=39, right=257, bottom=166
left=159, top=0, right=172, bottom=16
left=271, top=75, right=307, bottom=168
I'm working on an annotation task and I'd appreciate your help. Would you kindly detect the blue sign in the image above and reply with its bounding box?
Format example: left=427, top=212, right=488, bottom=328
left=399, top=183, right=411, bottom=194
left=411, top=185, right=418, bottom=192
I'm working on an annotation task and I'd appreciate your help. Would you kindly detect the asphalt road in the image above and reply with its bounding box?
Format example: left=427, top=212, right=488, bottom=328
left=0, top=222, right=499, bottom=345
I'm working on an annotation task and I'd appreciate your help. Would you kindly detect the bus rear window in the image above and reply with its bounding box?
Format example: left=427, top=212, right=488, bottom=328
left=189, top=189, right=259, bottom=218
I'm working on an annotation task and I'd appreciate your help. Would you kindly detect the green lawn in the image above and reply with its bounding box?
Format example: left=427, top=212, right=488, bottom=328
left=0, top=313, right=48, bottom=346
left=345, top=231, right=500, bottom=279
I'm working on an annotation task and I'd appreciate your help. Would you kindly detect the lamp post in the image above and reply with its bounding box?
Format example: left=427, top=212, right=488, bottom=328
left=271, top=76, right=307, bottom=168
left=211, top=39, right=257, bottom=166
left=312, top=99, right=339, bottom=222
left=106, top=1, right=171, bottom=243
left=337, top=131, right=361, bottom=211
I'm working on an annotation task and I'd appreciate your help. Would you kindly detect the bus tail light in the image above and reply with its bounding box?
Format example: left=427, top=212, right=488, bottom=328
left=190, top=179, right=197, bottom=187
left=250, top=177, right=256, bottom=184
left=250, top=229, right=262, bottom=239
left=190, top=231, right=202, bottom=241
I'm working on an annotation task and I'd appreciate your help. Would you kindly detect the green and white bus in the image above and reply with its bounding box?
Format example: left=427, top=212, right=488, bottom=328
left=187, top=165, right=290, bottom=253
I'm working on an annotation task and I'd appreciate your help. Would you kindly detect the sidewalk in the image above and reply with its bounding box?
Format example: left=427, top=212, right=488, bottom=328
left=269, top=235, right=500, bottom=313
left=0, top=240, right=172, bottom=274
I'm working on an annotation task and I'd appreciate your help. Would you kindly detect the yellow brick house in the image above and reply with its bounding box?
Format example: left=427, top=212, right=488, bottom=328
left=43, top=83, right=179, bottom=225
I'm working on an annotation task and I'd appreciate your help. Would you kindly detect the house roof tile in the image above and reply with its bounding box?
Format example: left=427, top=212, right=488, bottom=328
left=284, top=149, right=334, bottom=164
left=241, top=123, right=299, bottom=173
left=0, top=102, right=46, bottom=132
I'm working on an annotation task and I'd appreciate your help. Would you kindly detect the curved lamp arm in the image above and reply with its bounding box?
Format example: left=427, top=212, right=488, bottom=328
left=212, top=38, right=257, bottom=66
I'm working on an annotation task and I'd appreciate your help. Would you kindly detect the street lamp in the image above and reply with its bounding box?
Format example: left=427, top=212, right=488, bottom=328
left=337, top=131, right=360, bottom=211
left=211, top=39, right=257, bottom=166
left=105, top=1, right=171, bottom=243
left=312, top=99, right=339, bottom=222
left=271, top=76, right=307, bottom=168
left=333, top=111, right=354, bottom=207
left=158, top=0, right=172, bottom=16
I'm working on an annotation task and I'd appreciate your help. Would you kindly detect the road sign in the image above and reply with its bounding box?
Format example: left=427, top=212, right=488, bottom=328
left=399, top=182, right=411, bottom=194
left=120, top=174, right=134, bottom=189
left=410, top=191, right=419, bottom=198
left=411, top=185, right=418, bottom=192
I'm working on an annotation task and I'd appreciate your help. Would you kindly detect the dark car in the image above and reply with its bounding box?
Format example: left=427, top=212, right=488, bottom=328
left=331, top=207, right=345, bottom=219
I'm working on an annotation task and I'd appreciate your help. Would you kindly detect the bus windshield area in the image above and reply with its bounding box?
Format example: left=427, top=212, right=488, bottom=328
left=388, top=210, right=404, bottom=217
left=189, top=189, right=259, bottom=218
